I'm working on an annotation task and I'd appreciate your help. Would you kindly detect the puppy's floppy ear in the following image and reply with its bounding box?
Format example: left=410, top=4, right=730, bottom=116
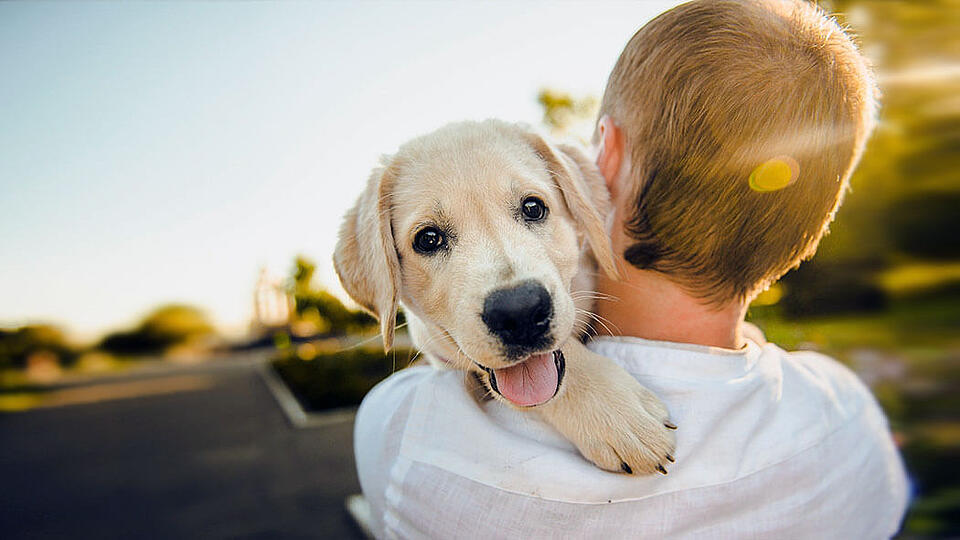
left=522, top=131, right=620, bottom=279
left=333, top=161, right=402, bottom=350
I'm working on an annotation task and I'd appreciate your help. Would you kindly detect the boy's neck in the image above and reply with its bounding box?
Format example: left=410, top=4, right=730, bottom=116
left=593, top=267, right=748, bottom=350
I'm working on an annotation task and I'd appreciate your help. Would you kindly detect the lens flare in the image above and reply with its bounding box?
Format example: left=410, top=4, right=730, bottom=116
left=749, top=156, right=799, bottom=192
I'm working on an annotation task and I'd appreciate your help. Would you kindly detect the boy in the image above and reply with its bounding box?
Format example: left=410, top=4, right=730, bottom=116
left=354, top=1, right=909, bottom=537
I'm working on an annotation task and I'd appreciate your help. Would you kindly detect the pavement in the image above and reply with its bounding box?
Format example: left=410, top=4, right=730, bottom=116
left=0, top=355, right=366, bottom=539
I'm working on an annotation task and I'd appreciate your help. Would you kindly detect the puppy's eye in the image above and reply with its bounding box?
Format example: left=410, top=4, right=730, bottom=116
left=521, top=197, right=548, bottom=222
left=413, top=227, right=445, bottom=254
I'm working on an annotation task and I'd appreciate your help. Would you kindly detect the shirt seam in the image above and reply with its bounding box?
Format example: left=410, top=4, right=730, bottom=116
left=382, top=456, right=412, bottom=539
left=591, top=335, right=755, bottom=356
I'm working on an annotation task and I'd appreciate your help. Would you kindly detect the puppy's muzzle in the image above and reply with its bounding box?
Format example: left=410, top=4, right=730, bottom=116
left=481, top=280, right=553, bottom=353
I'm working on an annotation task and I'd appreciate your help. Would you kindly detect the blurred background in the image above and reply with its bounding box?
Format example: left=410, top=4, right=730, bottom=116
left=1, top=1, right=957, bottom=538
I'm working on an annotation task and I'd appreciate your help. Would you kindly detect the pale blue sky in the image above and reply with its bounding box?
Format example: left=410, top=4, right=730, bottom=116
left=0, top=1, right=680, bottom=339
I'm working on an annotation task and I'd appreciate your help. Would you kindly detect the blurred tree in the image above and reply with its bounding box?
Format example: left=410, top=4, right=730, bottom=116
left=537, top=88, right=598, bottom=141
left=781, top=0, right=960, bottom=312
left=814, top=0, right=960, bottom=259
left=98, top=304, right=216, bottom=356
left=0, top=324, right=75, bottom=369
left=290, top=255, right=376, bottom=335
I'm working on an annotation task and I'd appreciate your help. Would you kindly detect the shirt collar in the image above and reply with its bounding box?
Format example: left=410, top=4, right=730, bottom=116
left=588, top=335, right=764, bottom=380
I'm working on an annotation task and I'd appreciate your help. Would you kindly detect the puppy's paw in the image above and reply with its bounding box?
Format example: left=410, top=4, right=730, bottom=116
left=537, top=341, right=677, bottom=475
left=574, top=384, right=677, bottom=475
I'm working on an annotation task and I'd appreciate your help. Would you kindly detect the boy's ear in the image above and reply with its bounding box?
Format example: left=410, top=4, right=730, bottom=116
left=333, top=161, right=402, bottom=350
left=521, top=130, right=620, bottom=280
left=596, top=115, right=625, bottom=195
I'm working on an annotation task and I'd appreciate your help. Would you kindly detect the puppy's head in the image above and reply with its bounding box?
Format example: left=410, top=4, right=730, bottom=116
left=334, top=120, right=616, bottom=406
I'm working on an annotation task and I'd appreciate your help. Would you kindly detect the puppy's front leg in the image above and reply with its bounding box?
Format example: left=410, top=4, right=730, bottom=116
left=536, top=340, right=676, bottom=475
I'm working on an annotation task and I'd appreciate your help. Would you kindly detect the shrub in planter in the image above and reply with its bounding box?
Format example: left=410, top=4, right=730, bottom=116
left=272, top=347, right=414, bottom=411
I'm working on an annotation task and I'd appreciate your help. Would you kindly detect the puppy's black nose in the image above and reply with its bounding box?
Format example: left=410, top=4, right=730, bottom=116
left=481, top=281, right=553, bottom=348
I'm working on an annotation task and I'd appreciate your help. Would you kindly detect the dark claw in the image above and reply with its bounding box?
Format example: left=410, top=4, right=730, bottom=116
left=666, top=454, right=675, bottom=463
left=656, top=464, right=668, bottom=475
left=620, top=462, right=633, bottom=474
left=664, top=421, right=677, bottom=430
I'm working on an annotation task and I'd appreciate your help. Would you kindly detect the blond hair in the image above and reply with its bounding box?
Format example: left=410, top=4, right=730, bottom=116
left=599, top=0, right=877, bottom=302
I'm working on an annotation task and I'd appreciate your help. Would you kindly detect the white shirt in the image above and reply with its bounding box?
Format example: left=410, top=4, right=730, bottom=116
left=354, top=336, right=909, bottom=539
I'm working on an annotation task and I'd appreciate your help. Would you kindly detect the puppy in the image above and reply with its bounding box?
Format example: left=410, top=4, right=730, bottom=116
left=334, top=120, right=675, bottom=474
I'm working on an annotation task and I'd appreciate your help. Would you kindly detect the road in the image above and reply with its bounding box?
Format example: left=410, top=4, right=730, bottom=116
left=0, top=356, right=365, bottom=539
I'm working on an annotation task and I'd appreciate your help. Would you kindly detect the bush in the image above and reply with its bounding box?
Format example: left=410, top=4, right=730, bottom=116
left=98, top=304, right=215, bottom=356
left=0, top=325, right=75, bottom=369
left=272, top=346, right=414, bottom=411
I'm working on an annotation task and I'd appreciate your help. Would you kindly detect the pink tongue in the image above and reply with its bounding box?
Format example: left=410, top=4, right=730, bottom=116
left=493, top=352, right=558, bottom=407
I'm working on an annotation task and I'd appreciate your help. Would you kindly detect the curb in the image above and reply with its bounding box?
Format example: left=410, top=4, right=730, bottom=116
left=257, top=363, right=358, bottom=429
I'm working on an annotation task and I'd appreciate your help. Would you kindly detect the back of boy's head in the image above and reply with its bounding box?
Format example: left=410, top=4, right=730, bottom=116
left=599, top=0, right=877, bottom=303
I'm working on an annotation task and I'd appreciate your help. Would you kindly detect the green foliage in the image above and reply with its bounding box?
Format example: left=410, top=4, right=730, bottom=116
left=97, top=304, right=215, bottom=356
left=271, top=346, right=414, bottom=411
left=0, top=325, right=75, bottom=369
left=761, top=1, right=959, bottom=315
left=816, top=2, right=958, bottom=250
left=290, top=255, right=377, bottom=334
left=537, top=89, right=598, bottom=140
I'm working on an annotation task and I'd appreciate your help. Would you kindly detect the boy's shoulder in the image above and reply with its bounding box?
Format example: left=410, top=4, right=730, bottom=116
left=777, top=344, right=879, bottom=404
left=761, top=342, right=894, bottom=436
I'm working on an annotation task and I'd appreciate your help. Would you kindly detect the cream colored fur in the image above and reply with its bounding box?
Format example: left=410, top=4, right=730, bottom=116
left=334, top=120, right=675, bottom=474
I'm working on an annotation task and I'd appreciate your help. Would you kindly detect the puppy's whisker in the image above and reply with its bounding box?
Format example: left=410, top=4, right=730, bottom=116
left=576, top=307, right=622, bottom=337
left=570, top=289, right=619, bottom=299
left=576, top=307, right=614, bottom=330
left=407, top=348, right=425, bottom=367
left=592, top=319, right=618, bottom=338
left=409, top=331, right=447, bottom=367
left=572, top=320, right=591, bottom=336
left=335, top=321, right=410, bottom=354
left=588, top=311, right=621, bottom=334
left=571, top=292, right=620, bottom=303
left=404, top=327, right=453, bottom=369
left=570, top=293, right=622, bottom=308
left=572, top=311, right=598, bottom=337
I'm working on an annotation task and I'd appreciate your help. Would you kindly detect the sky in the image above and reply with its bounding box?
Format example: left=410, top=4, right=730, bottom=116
left=0, top=1, right=682, bottom=341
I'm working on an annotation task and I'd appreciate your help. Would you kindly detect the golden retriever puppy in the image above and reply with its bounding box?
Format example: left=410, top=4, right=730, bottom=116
left=334, top=120, right=675, bottom=474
